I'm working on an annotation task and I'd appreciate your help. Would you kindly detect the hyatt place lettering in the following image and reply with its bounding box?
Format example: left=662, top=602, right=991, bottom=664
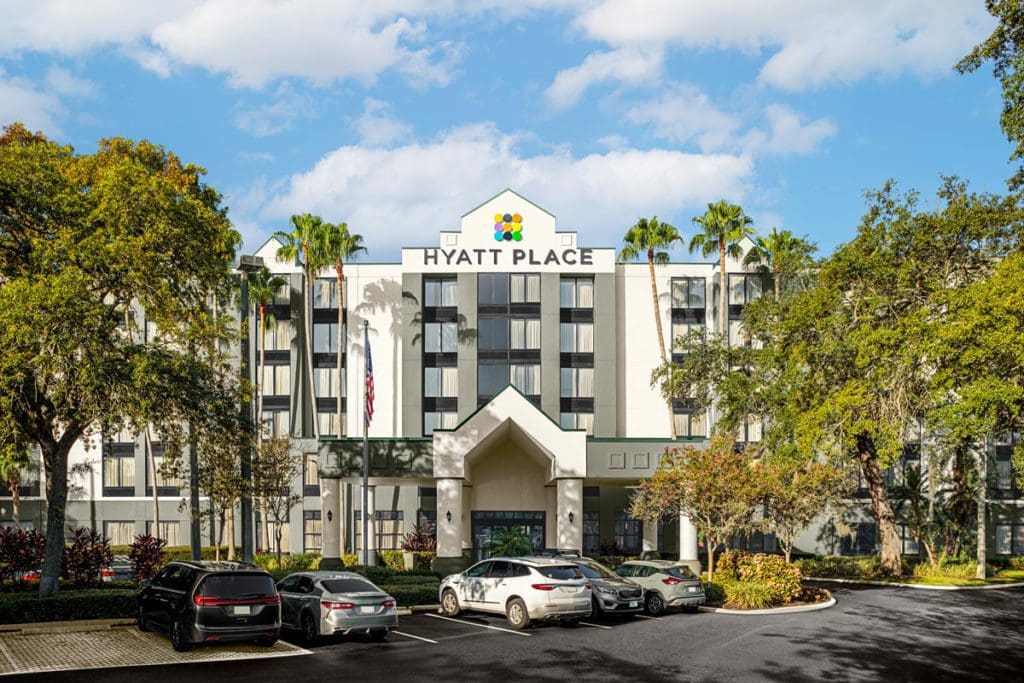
left=423, top=247, right=594, bottom=268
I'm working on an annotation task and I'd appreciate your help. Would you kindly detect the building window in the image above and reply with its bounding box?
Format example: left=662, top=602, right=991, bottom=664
left=560, top=367, right=594, bottom=398
left=510, top=364, right=540, bottom=395
left=146, top=521, right=181, bottom=546
left=510, top=319, right=541, bottom=350
left=313, top=323, right=340, bottom=354
left=261, top=410, right=290, bottom=438
left=313, top=278, right=339, bottom=309
left=262, top=319, right=292, bottom=351
left=273, top=282, right=291, bottom=305
left=146, top=450, right=180, bottom=496
left=102, top=445, right=135, bottom=497
left=613, top=512, right=642, bottom=555
left=354, top=511, right=405, bottom=551
left=671, top=277, right=706, bottom=309
left=265, top=519, right=290, bottom=555
left=560, top=412, right=594, bottom=435
left=105, top=521, right=135, bottom=546
left=995, top=524, right=1024, bottom=555
left=510, top=274, right=540, bottom=303
left=312, top=367, right=343, bottom=398
left=900, top=525, right=920, bottom=556
left=560, top=278, right=594, bottom=309
left=478, top=273, right=509, bottom=305
left=838, top=522, right=877, bottom=556
left=559, top=322, right=594, bottom=353
left=262, top=363, right=291, bottom=396
left=425, top=278, right=457, bottom=307
left=303, top=511, right=322, bottom=552
left=671, top=321, right=704, bottom=344
left=477, top=319, right=509, bottom=351
left=424, top=412, right=458, bottom=435
left=672, top=400, right=707, bottom=438
left=583, top=511, right=600, bottom=555
left=728, top=274, right=762, bottom=307
left=735, top=415, right=762, bottom=444
left=424, top=367, right=458, bottom=398
left=424, top=322, right=458, bottom=353
left=317, top=412, right=340, bottom=437
left=303, top=454, right=319, bottom=496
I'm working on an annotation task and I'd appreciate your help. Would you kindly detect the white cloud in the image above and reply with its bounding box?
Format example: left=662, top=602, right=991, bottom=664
left=44, top=66, right=95, bottom=97
left=625, top=84, right=740, bottom=151
left=354, top=98, right=413, bottom=146
left=0, top=68, right=64, bottom=134
left=546, top=48, right=662, bottom=109
left=741, top=104, right=837, bottom=156
left=233, top=84, right=315, bottom=137
left=249, top=122, right=751, bottom=251
left=569, top=0, right=994, bottom=92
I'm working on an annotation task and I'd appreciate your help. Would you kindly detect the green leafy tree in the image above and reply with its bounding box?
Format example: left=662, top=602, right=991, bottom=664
left=0, top=123, right=243, bottom=596
left=618, top=217, right=683, bottom=438
left=758, top=456, right=848, bottom=563
left=743, top=227, right=817, bottom=302
left=630, top=434, right=761, bottom=582
left=690, top=201, right=755, bottom=335
left=958, top=1, right=1024, bottom=190
left=252, top=437, right=302, bottom=567
left=483, top=527, right=534, bottom=558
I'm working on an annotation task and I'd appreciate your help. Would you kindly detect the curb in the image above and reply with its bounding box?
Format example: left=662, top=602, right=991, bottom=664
left=0, top=618, right=136, bottom=635
left=396, top=604, right=440, bottom=616
left=698, top=597, right=836, bottom=615
left=806, top=576, right=1024, bottom=591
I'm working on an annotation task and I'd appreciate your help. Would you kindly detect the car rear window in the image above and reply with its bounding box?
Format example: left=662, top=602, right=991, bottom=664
left=321, top=578, right=378, bottom=594
left=666, top=566, right=695, bottom=579
left=535, top=565, right=583, bottom=580
left=198, top=574, right=276, bottom=598
left=578, top=562, right=614, bottom=579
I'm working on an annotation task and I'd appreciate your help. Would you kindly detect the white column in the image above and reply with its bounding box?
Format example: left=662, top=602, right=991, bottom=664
left=437, top=478, right=463, bottom=558
left=556, top=478, right=583, bottom=551
left=642, top=519, right=658, bottom=555
left=679, top=512, right=698, bottom=561
left=321, top=478, right=341, bottom=566
left=364, top=485, right=377, bottom=561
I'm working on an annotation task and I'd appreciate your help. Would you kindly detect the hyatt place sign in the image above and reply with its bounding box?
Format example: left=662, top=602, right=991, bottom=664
left=423, top=247, right=595, bottom=268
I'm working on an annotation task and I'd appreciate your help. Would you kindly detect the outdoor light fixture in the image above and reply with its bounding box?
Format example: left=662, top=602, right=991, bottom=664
left=568, top=511, right=574, bottom=523
left=446, top=510, right=452, bottom=523
left=326, top=510, right=332, bottom=522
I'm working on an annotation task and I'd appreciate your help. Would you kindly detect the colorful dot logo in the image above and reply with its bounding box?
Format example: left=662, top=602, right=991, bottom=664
left=492, top=212, right=524, bottom=242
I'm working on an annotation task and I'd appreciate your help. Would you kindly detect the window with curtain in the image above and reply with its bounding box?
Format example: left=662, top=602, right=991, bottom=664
left=560, top=412, right=594, bottom=435
left=673, top=406, right=707, bottom=438
left=423, top=412, right=458, bottom=435
left=613, top=512, right=642, bottom=554
left=313, top=367, right=339, bottom=398
left=728, top=320, right=747, bottom=347
left=147, top=453, right=179, bottom=491
left=263, top=319, right=292, bottom=351
left=559, top=322, right=594, bottom=353
left=146, top=521, right=181, bottom=546
left=105, top=521, right=135, bottom=546
left=424, top=367, right=458, bottom=397
left=262, top=411, right=290, bottom=438
left=313, top=323, right=339, bottom=353
left=313, top=278, right=339, bottom=308
left=671, top=277, right=706, bottom=309
left=303, top=454, right=319, bottom=494
left=560, top=367, right=594, bottom=398
left=671, top=322, right=704, bottom=344
left=425, top=278, right=458, bottom=307
left=560, top=278, right=594, bottom=308
left=317, top=412, right=340, bottom=437
left=510, top=274, right=540, bottom=303
left=262, top=364, right=291, bottom=396
left=510, top=364, right=540, bottom=395
left=510, top=319, right=541, bottom=350
left=103, top=450, right=135, bottom=495
left=354, top=511, right=405, bottom=551
left=424, top=322, right=458, bottom=352
left=304, top=511, right=322, bottom=552
left=274, top=283, right=291, bottom=305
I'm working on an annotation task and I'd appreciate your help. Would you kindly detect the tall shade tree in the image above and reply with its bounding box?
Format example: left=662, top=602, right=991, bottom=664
left=0, top=123, right=244, bottom=596
left=275, top=214, right=329, bottom=439
left=958, top=1, right=1024, bottom=190
left=742, top=228, right=817, bottom=302
left=313, top=221, right=366, bottom=436
left=690, top=201, right=755, bottom=335
left=618, top=217, right=682, bottom=438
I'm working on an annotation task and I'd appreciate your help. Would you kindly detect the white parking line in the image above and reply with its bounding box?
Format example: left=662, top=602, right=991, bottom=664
left=392, top=631, right=439, bottom=644
left=579, top=622, right=613, bottom=630
left=634, top=614, right=657, bottom=620
left=424, top=613, right=532, bottom=637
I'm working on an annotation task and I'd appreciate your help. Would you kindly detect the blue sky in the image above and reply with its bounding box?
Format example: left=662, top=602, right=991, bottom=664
left=0, top=1, right=1010, bottom=261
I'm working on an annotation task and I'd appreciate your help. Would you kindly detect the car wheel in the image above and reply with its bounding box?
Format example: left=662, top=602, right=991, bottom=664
left=506, top=598, right=531, bottom=630
left=300, top=612, right=320, bottom=646
left=440, top=589, right=461, bottom=617
left=644, top=592, right=665, bottom=617
left=137, top=605, right=149, bottom=632
left=369, top=629, right=388, bottom=642
left=590, top=597, right=602, bottom=617
left=256, top=637, right=278, bottom=647
left=171, top=620, right=192, bottom=652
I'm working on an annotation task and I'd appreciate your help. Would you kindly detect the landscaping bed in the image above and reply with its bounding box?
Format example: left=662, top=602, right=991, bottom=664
left=702, top=552, right=831, bottom=610
left=795, top=555, right=1024, bottom=587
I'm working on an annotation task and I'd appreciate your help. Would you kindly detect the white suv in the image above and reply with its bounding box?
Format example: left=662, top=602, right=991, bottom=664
left=438, top=557, right=592, bottom=629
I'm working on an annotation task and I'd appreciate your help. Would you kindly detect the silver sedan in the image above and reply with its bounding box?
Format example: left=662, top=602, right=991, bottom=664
left=277, top=571, right=398, bottom=645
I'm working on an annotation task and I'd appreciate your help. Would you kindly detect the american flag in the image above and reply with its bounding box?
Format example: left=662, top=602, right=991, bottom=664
left=365, top=339, right=374, bottom=426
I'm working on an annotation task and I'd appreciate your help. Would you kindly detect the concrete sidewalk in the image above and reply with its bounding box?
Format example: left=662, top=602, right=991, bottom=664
left=0, top=618, right=136, bottom=635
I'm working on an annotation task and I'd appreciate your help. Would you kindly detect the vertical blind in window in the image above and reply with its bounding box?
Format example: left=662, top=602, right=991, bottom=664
left=559, top=323, right=594, bottom=353
left=424, top=367, right=459, bottom=397
left=263, top=319, right=292, bottom=351
left=263, top=364, right=291, bottom=396
left=560, top=278, right=594, bottom=308
left=103, top=455, right=135, bottom=490
left=313, top=279, right=339, bottom=308
left=425, top=279, right=457, bottom=307
left=510, top=274, right=540, bottom=303
left=560, top=367, right=594, bottom=398
left=314, top=367, right=343, bottom=398
left=304, top=511, right=322, bottom=552
left=146, top=521, right=181, bottom=545
left=423, top=412, right=458, bottom=435
left=425, top=323, right=458, bottom=352
left=510, top=364, right=540, bottom=395
left=317, top=412, right=340, bottom=437
left=510, top=319, right=541, bottom=350
left=105, top=521, right=135, bottom=546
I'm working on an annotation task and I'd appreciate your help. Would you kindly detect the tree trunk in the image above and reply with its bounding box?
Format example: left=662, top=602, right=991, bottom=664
left=275, top=524, right=283, bottom=568
left=719, top=239, right=728, bottom=337
left=782, top=539, right=792, bottom=564
left=706, top=543, right=715, bottom=583
left=144, top=426, right=160, bottom=539
left=9, top=471, right=20, bottom=528
left=39, top=437, right=72, bottom=597
left=976, top=441, right=987, bottom=580
left=335, top=261, right=345, bottom=437
left=227, top=504, right=236, bottom=560
left=302, top=249, right=320, bottom=440
left=647, top=251, right=676, bottom=439
left=216, top=507, right=225, bottom=561
left=858, top=438, right=902, bottom=577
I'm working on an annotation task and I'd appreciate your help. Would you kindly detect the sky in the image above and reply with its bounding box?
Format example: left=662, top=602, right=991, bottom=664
left=0, top=0, right=1011, bottom=262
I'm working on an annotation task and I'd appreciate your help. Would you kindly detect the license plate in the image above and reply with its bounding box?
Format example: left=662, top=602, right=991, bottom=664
left=629, top=600, right=638, bottom=608
left=233, top=605, right=251, bottom=615
left=562, top=586, right=578, bottom=593
left=360, top=606, right=375, bottom=614
left=687, top=586, right=698, bottom=593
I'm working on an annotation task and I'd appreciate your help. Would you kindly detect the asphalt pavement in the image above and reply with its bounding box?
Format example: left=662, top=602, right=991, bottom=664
left=13, top=583, right=1024, bottom=682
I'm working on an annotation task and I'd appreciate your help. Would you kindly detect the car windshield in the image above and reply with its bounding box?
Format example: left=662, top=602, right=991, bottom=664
left=321, top=578, right=378, bottom=594
left=577, top=562, right=615, bottom=579
left=198, top=574, right=275, bottom=598
left=536, top=565, right=584, bottom=580
left=666, top=566, right=696, bottom=579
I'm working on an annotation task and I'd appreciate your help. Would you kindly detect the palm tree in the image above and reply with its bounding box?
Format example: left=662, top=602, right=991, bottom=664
left=618, top=217, right=683, bottom=438
left=275, top=213, right=330, bottom=439
left=313, top=222, right=367, bottom=437
left=743, top=227, right=817, bottom=302
left=246, top=266, right=288, bottom=442
left=690, top=201, right=755, bottom=335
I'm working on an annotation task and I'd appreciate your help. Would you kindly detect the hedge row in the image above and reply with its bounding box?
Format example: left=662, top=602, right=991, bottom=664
left=0, top=589, right=136, bottom=625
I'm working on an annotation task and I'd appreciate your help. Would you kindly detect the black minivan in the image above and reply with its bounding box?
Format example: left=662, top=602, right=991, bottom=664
left=138, top=561, right=281, bottom=651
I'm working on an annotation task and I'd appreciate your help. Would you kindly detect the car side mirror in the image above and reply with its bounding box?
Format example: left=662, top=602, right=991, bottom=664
left=140, top=579, right=151, bottom=589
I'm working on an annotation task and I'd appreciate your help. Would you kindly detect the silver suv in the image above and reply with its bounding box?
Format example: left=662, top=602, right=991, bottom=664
left=439, top=557, right=592, bottom=629
left=613, top=560, right=705, bottom=615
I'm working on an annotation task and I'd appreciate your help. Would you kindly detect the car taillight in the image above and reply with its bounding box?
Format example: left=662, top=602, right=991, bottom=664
left=194, top=595, right=226, bottom=606
left=194, top=594, right=280, bottom=606
left=101, top=570, right=114, bottom=577
left=531, top=584, right=558, bottom=591
left=321, top=600, right=355, bottom=610
left=584, top=583, right=592, bottom=590
left=380, top=598, right=397, bottom=608
left=662, top=577, right=683, bottom=585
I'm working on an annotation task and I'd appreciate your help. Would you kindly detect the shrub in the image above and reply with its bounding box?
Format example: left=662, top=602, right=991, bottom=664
left=347, top=564, right=395, bottom=584
left=703, top=581, right=726, bottom=605
left=798, top=585, right=831, bottom=604
left=61, top=528, right=113, bottom=589
left=0, top=527, right=46, bottom=584
left=377, top=583, right=438, bottom=607
left=378, top=550, right=435, bottom=572
left=129, top=535, right=166, bottom=583
left=911, top=558, right=976, bottom=580
left=716, top=552, right=801, bottom=605
left=0, top=589, right=136, bottom=624
left=401, top=524, right=437, bottom=552
left=723, top=581, right=773, bottom=610
left=342, top=553, right=359, bottom=566
left=795, top=555, right=892, bottom=579
left=380, top=575, right=440, bottom=586
left=254, top=552, right=322, bottom=571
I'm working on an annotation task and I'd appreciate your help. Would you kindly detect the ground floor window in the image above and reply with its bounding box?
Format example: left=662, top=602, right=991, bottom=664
left=733, top=530, right=777, bottom=553
left=582, top=511, right=600, bottom=556
left=471, top=511, right=545, bottom=561
left=613, top=511, right=643, bottom=555
left=417, top=509, right=437, bottom=537
left=900, top=524, right=920, bottom=556
left=354, top=511, right=406, bottom=551
left=303, top=454, right=320, bottom=496
left=995, top=524, right=1024, bottom=555
left=838, top=522, right=877, bottom=556
left=304, top=510, right=322, bottom=552
left=265, top=519, right=290, bottom=555
left=145, top=521, right=181, bottom=546
left=105, top=521, right=134, bottom=546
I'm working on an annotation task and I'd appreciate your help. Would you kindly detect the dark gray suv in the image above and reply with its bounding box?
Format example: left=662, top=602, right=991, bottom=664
left=550, top=554, right=643, bottom=616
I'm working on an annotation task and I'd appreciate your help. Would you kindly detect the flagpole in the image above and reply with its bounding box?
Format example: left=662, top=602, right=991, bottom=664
left=361, top=319, right=373, bottom=565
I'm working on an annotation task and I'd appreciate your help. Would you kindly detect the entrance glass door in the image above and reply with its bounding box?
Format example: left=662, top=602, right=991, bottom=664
left=471, top=511, right=545, bottom=561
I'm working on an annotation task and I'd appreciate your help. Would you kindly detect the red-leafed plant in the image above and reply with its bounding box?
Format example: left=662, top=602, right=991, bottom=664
left=129, top=534, right=167, bottom=583
left=61, top=528, right=113, bottom=588
left=0, top=527, right=46, bottom=584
